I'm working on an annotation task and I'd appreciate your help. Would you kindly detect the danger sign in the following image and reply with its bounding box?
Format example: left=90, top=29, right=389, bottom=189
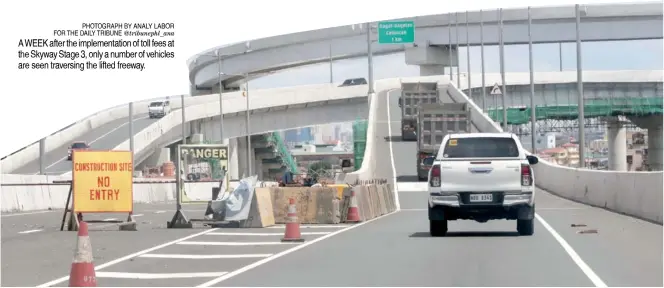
left=73, top=151, right=133, bottom=213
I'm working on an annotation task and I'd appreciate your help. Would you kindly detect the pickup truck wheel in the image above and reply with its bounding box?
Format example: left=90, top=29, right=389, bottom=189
left=430, top=220, right=447, bottom=237
left=517, top=219, right=534, bottom=236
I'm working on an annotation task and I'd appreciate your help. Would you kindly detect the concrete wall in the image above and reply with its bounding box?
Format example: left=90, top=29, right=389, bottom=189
left=0, top=174, right=276, bottom=213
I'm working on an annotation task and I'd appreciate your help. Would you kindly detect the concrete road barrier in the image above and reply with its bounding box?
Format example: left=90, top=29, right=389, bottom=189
left=344, top=184, right=397, bottom=222
left=240, top=187, right=276, bottom=228
left=269, top=187, right=340, bottom=224
left=0, top=174, right=276, bottom=213
left=533, top=164, right=664, bottom=224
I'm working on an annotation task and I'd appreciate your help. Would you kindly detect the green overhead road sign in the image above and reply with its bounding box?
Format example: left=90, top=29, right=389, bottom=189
left=378, top=21, right=415, bottom=44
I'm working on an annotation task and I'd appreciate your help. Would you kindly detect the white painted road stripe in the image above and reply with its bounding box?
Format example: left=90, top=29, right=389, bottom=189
left=535, top=214, right=607, bottom=287
left=102, top=218, right=118, bottom=221
left=154, top=210, right=166, bottom=214
left=178, top=241, right=297, bottom=246
left=18, top=229, right=43, bottom=234
left=96, top=272, right=227, bottom=279
left=267, top=225, right=349, bottom=229
left=206, top=232, right=330, bottom=236
left=36, top=228, right=219, bottom=287
left=396, top=182, right=428, bottom=192
left=132, top=214, right=144, bottom=217
left=196, top=210, right=401, bottom=287
left=140, top=254, right=273, bottom=259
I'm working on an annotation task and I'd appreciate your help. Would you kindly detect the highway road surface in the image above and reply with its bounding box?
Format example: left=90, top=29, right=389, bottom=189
left=1, top=90, right=661, bottom=287
left=10, top=113, right=159, bottom=175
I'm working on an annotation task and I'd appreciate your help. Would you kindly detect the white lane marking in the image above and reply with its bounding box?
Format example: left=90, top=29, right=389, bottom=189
left=535, top=214, right=607, bottom=287
left=18, top=229, right=43, bottom=234
left=154, top=210, right=166, bottom=214
left=36, top=115, right=150, bottom=174
left=178, top=241, right=297, bottom=246
left=96, top=272, right=228, bottom=279
left=133, top=214, right=144, bottom=217
left=36, top=228, right=219, bottom=287
left=386, top=89, right=401, bottom=211
left=396, top=182, right=428, bottom=192
left=206, top=232, right=330, bottom=236
left=266, top=225, right=349, bottom=229
left=102, top=218, right=118, bottom=222
left=140, top=254, right=273, bottom=259
left=1, top=210, right=56, bottom=218
left=196, top=210, right=400, bottom=287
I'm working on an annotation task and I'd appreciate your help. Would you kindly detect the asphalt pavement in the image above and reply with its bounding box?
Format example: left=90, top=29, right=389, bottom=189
left=10, top=113, right=159, bottom=175
left=1, top=89, right=661, bottom=287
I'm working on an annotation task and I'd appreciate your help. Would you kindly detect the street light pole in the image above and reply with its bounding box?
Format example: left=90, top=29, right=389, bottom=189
left=217, top=51, right=224, bottom=141
left=245, top=74, right=252, bottom=176
left=366, top=22, right=375, bottom=94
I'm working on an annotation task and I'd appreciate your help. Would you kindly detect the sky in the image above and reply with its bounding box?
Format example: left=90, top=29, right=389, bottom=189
left=0, top=0, right=662, bottom=158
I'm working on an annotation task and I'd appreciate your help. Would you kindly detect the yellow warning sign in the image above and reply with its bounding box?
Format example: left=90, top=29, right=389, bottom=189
left=449, top=139, right=458, bottom=146
left=73, top=151, right=133, bottom=213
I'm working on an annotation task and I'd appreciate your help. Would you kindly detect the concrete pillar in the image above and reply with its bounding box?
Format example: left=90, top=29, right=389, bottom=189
left=419, top=65, right=446, bottom=76
left=607, top=119, right=627, bottom=171
left=627, top=115, right=663, bottom=171
left=254, top=156, right=264, bottom=180
left=228, top=138, right=239, bottom=180
left=404, top=46, right=456, bottom=77
left=236, top=137, right=248, bottom=178
left=647, top=122, right=663, bottom=171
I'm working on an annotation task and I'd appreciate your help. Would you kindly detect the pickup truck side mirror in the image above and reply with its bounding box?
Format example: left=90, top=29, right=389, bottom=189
left=526, top=155, right=539, bottom=165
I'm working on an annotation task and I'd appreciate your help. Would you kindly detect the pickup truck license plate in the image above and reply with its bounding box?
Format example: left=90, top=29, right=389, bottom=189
left=469, top=194, right=493, bottom=202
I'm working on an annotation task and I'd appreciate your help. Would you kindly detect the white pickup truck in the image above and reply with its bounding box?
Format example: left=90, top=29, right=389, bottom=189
left=427, top=133, right=539, bottom=237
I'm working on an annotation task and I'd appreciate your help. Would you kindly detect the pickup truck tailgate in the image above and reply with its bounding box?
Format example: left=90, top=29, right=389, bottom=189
left=440, top=160, right=523, bottom=192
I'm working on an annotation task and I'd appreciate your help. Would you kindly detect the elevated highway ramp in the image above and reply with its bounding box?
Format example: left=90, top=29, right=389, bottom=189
left=1, top=77, right=661, bottom=287
left=210, top=86, right=662, bottom=287
left=10, top=113, right=158, bottom=175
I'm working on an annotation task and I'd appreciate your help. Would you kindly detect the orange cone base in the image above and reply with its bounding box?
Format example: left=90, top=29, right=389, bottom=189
left=281, top=237, right=305, bottom=242
left=69, top=262, right=97, bottom=287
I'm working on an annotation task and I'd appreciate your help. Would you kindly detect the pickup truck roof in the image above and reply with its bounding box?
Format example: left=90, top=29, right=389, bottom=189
left=446, top=132, right=515, bottom=139
left=436, top=133, right=525, bottom=160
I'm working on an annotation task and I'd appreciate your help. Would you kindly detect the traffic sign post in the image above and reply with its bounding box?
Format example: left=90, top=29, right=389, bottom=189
left=61, top=150, right=137, bottom=231
left=378, top=21, right=415, bottom=44
left=489, top=83, right=503, bottom=121
left=168, top=144, right=230, bottom=229
left=490, top=83, right=502, bottom=96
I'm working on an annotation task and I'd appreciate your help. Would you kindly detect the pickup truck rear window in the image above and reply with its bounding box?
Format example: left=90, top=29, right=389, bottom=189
left=442, top=137, right=519, bottom=158
left=149, top=102, right=163, bottom=107
left=71, top=142, right=87, bottom=149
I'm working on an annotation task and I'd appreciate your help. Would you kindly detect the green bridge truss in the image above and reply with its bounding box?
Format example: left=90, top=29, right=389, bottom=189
left=487, top=97, right=663, bottom=125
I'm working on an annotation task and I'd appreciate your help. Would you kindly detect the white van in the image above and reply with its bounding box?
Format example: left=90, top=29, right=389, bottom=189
left=148, top=100, right=171, bottom=118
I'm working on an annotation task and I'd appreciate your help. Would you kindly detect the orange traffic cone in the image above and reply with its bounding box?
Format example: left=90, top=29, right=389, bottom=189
left=346, top=190, right=361, bottom=223
left=281, top=198, right=304, bottom=242
left=69, top=221, right=97, bottom=287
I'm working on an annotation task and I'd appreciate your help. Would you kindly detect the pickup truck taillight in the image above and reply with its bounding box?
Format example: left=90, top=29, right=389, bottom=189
left=430, top=164, right=441, bottom=187
left=521, top=164, right=532, bottom=186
